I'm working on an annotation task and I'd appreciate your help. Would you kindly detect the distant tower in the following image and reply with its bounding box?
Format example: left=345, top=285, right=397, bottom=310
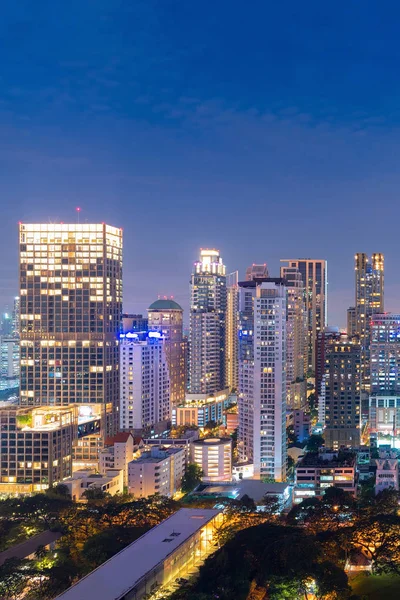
left=281, top=259, right=327, bottom=374
left=148, top=299, right=185, bottom=406
left=189, top=249, right=227, bottom=394
left=245, top=264, right=269, bottom=281
left=347, top=306, right=356, bottom=338
left=354, top=253, right=384, bottom=394
left=226, top=272, right=239, bottom=391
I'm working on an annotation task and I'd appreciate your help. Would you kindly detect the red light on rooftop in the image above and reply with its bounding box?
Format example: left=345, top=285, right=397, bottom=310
left=76, top=207, right=81, bottom=212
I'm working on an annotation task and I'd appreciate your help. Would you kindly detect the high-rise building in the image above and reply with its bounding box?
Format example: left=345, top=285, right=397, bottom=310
left=119, top=331, right=170, bottom=432
left=121, top=314, right=148, bottom=334
left=280, top=266, right=307, bottom=410
left=148, top=299, right=185, bottom=406
left=19, top=223, right=122, bottom=464
left=370, top=314, right=400, bottom=395
left=323, top=340, right=361, bottom=449
left=280, top=259, right=327, bottom=373
left=226, top=271, right=239, bottom=391
left=354, top=253, right=384, bottom=394
left=0, top=336, right=19, bottom=392
left=245, top=264, right=269, bottom=281
left=315, top=327, right=348, bottom=400
left=0, top=310, right=13, bottom=337
left=347, top=306, right=356, bottom=338
left=238, top=279, right=287, bottom=481
left=189, top=249, right=227, bottom=394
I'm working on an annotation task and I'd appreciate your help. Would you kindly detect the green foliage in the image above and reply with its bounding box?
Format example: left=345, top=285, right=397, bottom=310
left=82, top=487, right=110, bottom=501
left=82, top=525, right=149, bottom=569
left=181, top=463, right=203, bottom=493
left=16, top=413, right=32, bottom=428
left=306, top=433, right=324, bottom=452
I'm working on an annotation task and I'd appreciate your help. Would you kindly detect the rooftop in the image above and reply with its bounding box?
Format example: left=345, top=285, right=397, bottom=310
left=55, top=509, right=220, bottom=600
left=193, top=437, right=232, bottom=446
left=297, top=451, right=356, bottom=468
left=148, top=299, right=183, bottom=311
left=0, top=530, right=62, bottom=567
left=104, top=432, right=132, bottom=446
left=194, top=480, right=290, bottom=503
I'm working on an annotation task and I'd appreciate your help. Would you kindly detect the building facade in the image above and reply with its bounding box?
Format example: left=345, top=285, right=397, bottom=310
left=226, top=271, right=239, bottom=391
left=238, top=279, right=287, bottom=481
left=172, top=388, right=231, bottom=428
left=280, top=259, right=327, bottom=373
left=245, top=264, right=269, bottom=281
left=354, top=253, right=384, bottom=394
left=189, top=249, right=227, bottom=394
left=148, top=299, right=185, bottom=406
left=128, top=446, right=186, bottom=497
left=191, top=437, right=232, bottom=482
left=119, top=332, right=170, bottom=432
left=347, top=306, right=356, bottom=338
left=0, top=336, right=19, bottom=392
left=323, top=341, right=361, bottom=449
left=294, top=451, right=356, bottom=503
left=280, top=266, right=307, bottom=410
left=19, top=223, right=122, bottom=464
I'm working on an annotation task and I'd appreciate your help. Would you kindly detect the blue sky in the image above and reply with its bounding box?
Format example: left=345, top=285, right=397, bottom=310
left=1, top=1, right=400, bottom=326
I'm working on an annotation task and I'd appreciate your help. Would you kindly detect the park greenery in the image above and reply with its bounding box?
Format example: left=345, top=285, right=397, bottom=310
left=0, top=482, right=399, bottom=600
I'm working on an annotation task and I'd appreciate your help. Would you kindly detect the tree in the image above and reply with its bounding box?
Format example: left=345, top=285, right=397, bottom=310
left=0, top=558, right=32, bottom=600
left=82, top=487, right=110, bottom=501
left=181, top=464, right=203, bottom=493
left=82, top=525, right=149, bottom=569
left=306, top=434, right=324, bottom=453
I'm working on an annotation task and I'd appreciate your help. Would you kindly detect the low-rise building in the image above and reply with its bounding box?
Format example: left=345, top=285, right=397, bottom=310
left=99, top=432, right=142, bottom=488
left=55, top=508, right=223, bottom=600
left=63, top=468, right=124, bottom=501
left=294, top=451, right=356, bottom=504
left=0, top=404, right=75, bottom=495
left=375, top=451, right=399, bottom=495
left=172, top=389, right=231, bottom=428
left=191, top=437, right=232, bottom=482
left=128, top=446, right=186, bottom=498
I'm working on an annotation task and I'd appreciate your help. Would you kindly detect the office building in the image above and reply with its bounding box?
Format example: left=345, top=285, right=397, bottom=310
left=294, top=451, right=356, bottom=503
left=238, top=279, right=287, bottom=481
left=172, top=388, right=231, bottom=428
left=280, top=266, right=307, bottom=409
left=370, top=314, right=400, bottom=395
left=245, top=263, right=269, bottom=281
left=315, top=327, right=347, bottom=399
left=354, top=253, right=384, bottom=393
left=226, top=271, right=239, bottom=391
left=128, top=446, right=186, bottom=497
left=119, top=331, right=170, bottom=432
left=121, top=314, right=148, bottom=334
left=347, top=306, right=356, bottom=338
left=323, top=340, right=361, bottom=449
left=189, top=249, right=227, bottom=394
left=0, top=310, right=13, bottom=336
left=280, top=259, right=327, bottom=373
left=369, top=396, right=400, bottom=441
left=0, top=404, right=75, bottom=495
left=148, top=299, right=185, bottom=405
left=19, top=223, right=122, bottom=465
left=55, top=508, right=223, bottom=600
left=0, top=336, right=19, bottom=392
left=191, top=437, right=232, bottom=481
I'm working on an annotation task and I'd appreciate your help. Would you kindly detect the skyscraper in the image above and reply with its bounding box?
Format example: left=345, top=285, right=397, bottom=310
left=226, top=271, right=239, bottom=391
left=189, top=249, right=227, bottom=394
left=347, top=306, right=356, bottom=338
left=121, top=314, right=148, bottom=334
left=238, top=279, right=287, bottom=481
left=119, top=331, right=170, bottom=431
left=280, top=259, right=327, bottom=373
left=12, top=297, right=20, bottom=337
left=148, top=298, right=185, bottom=405
left=370, top=314, right=400, bottom=396
left=323, top=339, right=361, bottom=449
left=354, top=253, right=384, bottom=394
left=245, top=264, right=269, bottom=281
left=280, top=266, right=307, bottom=410
left=19, top=223, right=122, bottom=464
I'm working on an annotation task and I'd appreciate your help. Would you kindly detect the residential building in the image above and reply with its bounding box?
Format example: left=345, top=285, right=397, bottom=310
left=354, top=253, right=384, bottom=394
left=55, top=508, right=223, bottom=600
left=238, top=279, right=287, bottom=481
left=63, top=468, right=124, bottom=501
left=0, top=404, right=75, bottom=495
left=245, top=264, right=269, bottom=281
left=12, top=296, right=20, bottom=338
left=315, top=327, right=347, bottom=399
left=280, top=265, right=307, bottom=409
left=323, top=340, right=361, bottom=449
left=370, top=314, right=400, bottom=395
left=347, top=306, right=356, bottom=338
left=191, top=437, right=232, bottom=481
left=148, top=299, right=185, bottom=405
left=172, top=388, right=231, bottom=428
left=294, top=451, right=356, bottom=503
left=128, top=446, right=186, bottom=498
left=99, top=432, right=138, bottom=488
left=375, top=451, right=399, bottom=494
left=226, top=271, right=239, bottom=391
left=19, top=223, right=122, bottom=466
left=293, top=410, right=310, bottom=443
left=119, top=331, right=170, bottom=432
left=121, top=314, right=148, bottom=334
left=280, top=259, right=328, bottom=373
left=189, top=249, right=227, bottom=394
